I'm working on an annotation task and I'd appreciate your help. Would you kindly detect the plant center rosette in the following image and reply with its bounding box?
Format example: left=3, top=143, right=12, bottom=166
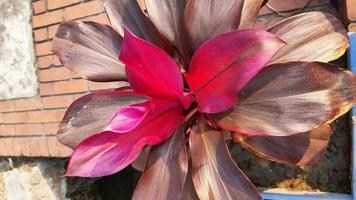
left=52, top=0, right=356, bottom=199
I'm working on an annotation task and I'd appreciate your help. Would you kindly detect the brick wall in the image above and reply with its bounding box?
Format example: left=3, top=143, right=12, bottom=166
left=0, top=0, right=338, bottom=157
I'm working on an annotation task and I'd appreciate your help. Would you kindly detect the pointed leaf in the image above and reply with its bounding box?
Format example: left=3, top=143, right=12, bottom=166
left=103, top=0, right=169, bottom=50
left=239, top=0, right=266, bottom=29
left=103, top=101, right=151, bottom=133
left=132, top=128, right=188, bottom=200
left=57, top=90, right=146, bottom=149
left=184, top=0, right=244, bottom=49
left=235, top=125, right=332, bottom=166
left=131, top=146, right=151, bottom=171
left=120, top=29, right=190, bottom=108
left=189, top=118, right=261, bottom=200
left=145, top=0, right=191, bottom=64
left=185, top=29, right=285, bottom=113
left=52, top=21, right=125, bottom=82
left=211, top=62, right=356, bottom=136
left=268, top=12, right=348, bottom=63
left=66, top=100, right=182, bottom=177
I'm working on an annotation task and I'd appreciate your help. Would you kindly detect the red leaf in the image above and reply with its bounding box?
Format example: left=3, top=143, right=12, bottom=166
left=189, top=118, right=261, bottom=200
left=119, top=29, right=191, bottom=108
left=66, top=99, right=183, bottom=177
left=235, top=125, right=332, bottom=166
left=103, top=101, right=151, bottom=133
left=132, top=128, right=188, bottom=200
left=57, top=89, right=147, bottom=149
left=185, top=29, right=285, bottom=113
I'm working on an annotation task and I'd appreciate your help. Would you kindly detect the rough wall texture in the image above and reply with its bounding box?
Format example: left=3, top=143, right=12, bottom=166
left=0, top=0, right=38, bottom=100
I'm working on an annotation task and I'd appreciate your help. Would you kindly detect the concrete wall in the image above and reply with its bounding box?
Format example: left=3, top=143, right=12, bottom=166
left=0, top=0, right=38, bottom=100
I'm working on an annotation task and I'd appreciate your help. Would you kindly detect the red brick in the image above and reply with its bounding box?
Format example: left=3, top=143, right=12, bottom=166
left=53, top=79, right=88, bottom=94
left=56, top=109, right=67, bottom=121
left=48, top=0, right=81, bottom=10
left=83, top=13, right=110, bottom=25
left=31, top=137, right=50, bottom=156
left=349, top=23, right=356, bottom=32
left=43, top=122, right=60, bottom=135
left=40, top=83, right=53, bottom=96
left=15, top=124, right=44, bottom=136
left=88, top=81, right=125, bottom=91
left=42, top=95, right=73, bottom=109
left=0, top=125, right=16, bottom=136
left=345, top=0, right=356, bottom=22
left=47, top=137, right=60, bottom=156
left=38, top=55, right=54, bottom=69
left=34, top=28, right=48, bottom=42
left=15, top=98, right=42, bottom=111
left=28, top=110, right=59, bottom=123
left=16, top=138, right=31, bottom=156
left=39, top=67, right=71, bottom=82
left=3, top=112, right=29, bottom=124
left=54, top=55, right=62, bottom=66
left=32, top=0, right=46, bottom=14
left=0, top=100, right=15, bottom=112
left=259, top=0, right=329, bottom=15
left=65, top=1, right=102, bottom=20
left=4, top=138, right=14, bottom=156
left=32, top=10, right=63, bottom=28
left=36, top=41, right=53, bottom=56
left=48, top=24, right=59, bottom=39
left=58, top=142, right=72, bottom=157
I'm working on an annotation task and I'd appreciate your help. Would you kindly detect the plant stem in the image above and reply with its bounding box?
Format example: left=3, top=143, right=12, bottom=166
left=183, top=107, right=198, bottom=123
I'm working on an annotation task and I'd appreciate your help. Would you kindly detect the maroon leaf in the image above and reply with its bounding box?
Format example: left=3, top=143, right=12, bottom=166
left=235, top=125, right=332, bottom=166
left=185, top=29, right=285, bottom=113
left=239, top=0, right=266, bottom=29
left=66, top=99, right=183, bottom=177
left=57, top=89, right=146, bottom=149
left=52, top=21, right=125, bottom=82
left=267, top=12, right=348, bottom=63
left=103, top=0, right=169, bottom=50
left=131, top=146, right=151, bottom=171
left=183, top=0, right=244, bottom=49
left=145, top=0, right=191, bottom=64
left=211, top=61, right=356, bottom=136
left=189, top=118, right=261, bottom=200
left=132, top=128, right=188, bottom=200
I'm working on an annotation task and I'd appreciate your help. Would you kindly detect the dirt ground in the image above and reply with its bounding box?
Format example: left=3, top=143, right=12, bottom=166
left=230, top=114, right=351, bottom=193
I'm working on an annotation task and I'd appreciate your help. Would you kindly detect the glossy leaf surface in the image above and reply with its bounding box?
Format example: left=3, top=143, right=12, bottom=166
left=120, top=29, right=190, bottom=108
left=185, top=29, right=285, bottom=113
left=103, top=0, right=167, bottom=49
left=52, top=21, right=125, bottom=82
left=235, top=125, right=332, bottom=165
left=189, top=119, right=261, bottom=200
left=133, top=128, right=188, bottom=200
left=268, top=12, right=348, bottom=63
left=57, top=90, right=146, bottom=149
left=239, top=0, right=266, bottom=29
left=66, top=100, right=182, bottom=177
left=184, top=0, right=244, bottom=49
left=211, top=62, right=356, bottom=136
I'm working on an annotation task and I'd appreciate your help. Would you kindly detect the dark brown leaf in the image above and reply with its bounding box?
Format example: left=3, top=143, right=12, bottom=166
left=189, top=118, right=261, bottom=200
left=239, top=0, right=266, bottom=29
left=184, top=0, right=244, bottom=49
left=131, top=146, right=151, bottom=171
left=57, top=90, right=146, bottom=148
left=235, top=125, right=332, bottom=166
left=103, top=0, right=169, bottom=50
left=267, top=11, right=348, bottom=63
left=52, top=21, right=125, bottom=82
left=133, top=128, right=188, bottom=200
left=211, top=61, right=356, bottom=136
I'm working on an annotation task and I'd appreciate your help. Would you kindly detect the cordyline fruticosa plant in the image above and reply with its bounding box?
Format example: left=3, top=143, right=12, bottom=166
left=52, top=0, right=356, bottom=199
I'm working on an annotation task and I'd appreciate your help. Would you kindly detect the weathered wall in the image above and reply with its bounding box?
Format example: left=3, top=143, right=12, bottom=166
left=0, top=0, right=37, bottom=99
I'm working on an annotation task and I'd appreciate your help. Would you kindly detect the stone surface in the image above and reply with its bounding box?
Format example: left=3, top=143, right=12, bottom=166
left=0, top=158, right=67, bottom=200
left=0, top=0, right=37, bottom=100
